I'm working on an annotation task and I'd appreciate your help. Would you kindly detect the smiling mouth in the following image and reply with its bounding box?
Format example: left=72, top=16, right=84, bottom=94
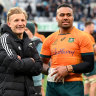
left=17, top=27, right=24, bottom=29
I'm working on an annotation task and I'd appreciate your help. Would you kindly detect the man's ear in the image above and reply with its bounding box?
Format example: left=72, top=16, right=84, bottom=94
left=56, top=16, right=58, bottom=22
left=7, top=22, right=10, bottom=26
left=25, top=20, right=27, bottom=25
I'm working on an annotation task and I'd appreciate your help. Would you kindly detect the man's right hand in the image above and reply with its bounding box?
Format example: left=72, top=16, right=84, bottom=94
left=30, top=58, right=35, bottom=62
left=17, top=55, right=21, bottom=60
left=51, top=66, right=69, bottom=82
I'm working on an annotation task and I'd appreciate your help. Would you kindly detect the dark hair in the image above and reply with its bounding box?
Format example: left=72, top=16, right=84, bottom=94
left=85, top=21, right=94, bottom=27
left=57, top=3, right=72, bottom=10
left=34, top=22, right=38, bottom=27
left=26, top=22, right=35, bottom=35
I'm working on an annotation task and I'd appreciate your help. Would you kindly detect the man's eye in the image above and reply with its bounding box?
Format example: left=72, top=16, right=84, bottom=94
left=60, top=14, right=64, bottom=16
left=59, top=13, right=72, bottom=17
left=67, top=14, right=71, bottom=17
left=21, top=19, right=25, bottom=22
left=15, top=19, right=19, bottom=22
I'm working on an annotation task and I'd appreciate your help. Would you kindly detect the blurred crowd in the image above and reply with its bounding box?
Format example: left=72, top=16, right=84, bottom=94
left=0, top=0, right=96, bottom=23
left=35, top=0, right=96, bottom=22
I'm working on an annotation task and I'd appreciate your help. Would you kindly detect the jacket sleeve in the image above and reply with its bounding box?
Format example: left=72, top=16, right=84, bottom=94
left=21, top=41, right=43, bottom=76
left=0, top=34, right=43, bottom=76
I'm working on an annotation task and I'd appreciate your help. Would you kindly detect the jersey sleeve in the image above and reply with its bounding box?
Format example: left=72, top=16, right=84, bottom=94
left=79, top=33, right=94, bottom=54
left=40, top=37, right=51, bottom=58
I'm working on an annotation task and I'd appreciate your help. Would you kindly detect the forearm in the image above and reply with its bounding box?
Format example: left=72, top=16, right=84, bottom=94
left=68, top=54, right=94, bottom=73
left=72, top=62, right=93, bottom=73
left=42, top=64, right=49, bottom=75
left=41, top=57, right=50, bottom=75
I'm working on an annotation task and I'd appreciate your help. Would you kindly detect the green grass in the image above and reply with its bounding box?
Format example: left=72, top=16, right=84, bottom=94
left=42, top=75, right=47, bottom=93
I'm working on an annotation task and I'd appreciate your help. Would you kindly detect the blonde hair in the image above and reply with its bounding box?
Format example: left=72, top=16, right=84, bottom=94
left=7, top=7, right=28, bottom=23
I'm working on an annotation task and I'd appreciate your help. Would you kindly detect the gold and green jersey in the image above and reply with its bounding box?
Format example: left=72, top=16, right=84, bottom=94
left=40, top=27, right=94, bottom=81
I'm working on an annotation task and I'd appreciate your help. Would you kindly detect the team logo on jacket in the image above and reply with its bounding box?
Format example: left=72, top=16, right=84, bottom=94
left=68, top=38, right=74, bottom=43
left=18, top=46, right=21, bottom=50
left=29, top=43, right=33, bottom=48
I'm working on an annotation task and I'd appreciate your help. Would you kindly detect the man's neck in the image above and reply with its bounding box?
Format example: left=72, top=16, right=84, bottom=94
left=17, top=34, right=23, bottom=39
left=59, top=26, right=74, bottom=34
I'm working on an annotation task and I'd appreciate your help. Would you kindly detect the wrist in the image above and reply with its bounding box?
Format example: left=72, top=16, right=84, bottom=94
left=47, top=67, right=49, bottom=74
left=66, top=65, right=74, bottom=73
left=42, top=64, right=49, bottom=75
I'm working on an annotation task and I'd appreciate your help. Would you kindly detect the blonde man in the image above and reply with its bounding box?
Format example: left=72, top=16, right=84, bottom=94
left=0, top=7, right=42, bottom=96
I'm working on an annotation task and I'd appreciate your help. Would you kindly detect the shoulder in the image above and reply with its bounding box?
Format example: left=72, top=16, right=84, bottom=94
left=73, top=27, right=84, bottom=35
left=32, top=36, right=41, bottom=41
left=40, top=34, right=45, bottom=39
left=45, top=30, right=59, bottom=42
left=32, top=38, right=42, bottom=47
left=73, top=27, right=89, bottom=39
left=0, top=33, right=10, bottom=41
left=41, top=30, right=59, bottom=49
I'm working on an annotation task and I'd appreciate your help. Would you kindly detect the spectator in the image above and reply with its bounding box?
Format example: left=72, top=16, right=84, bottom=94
left=3, top=8, right=7, bottom=23
left=0, top=3, right=4, bottom=25
left=25, top=3, right=32, bottom=20
left=93, top=6, right=96, bottom=18
left=33, top=22, right=46, bottom=96
left=83, top=21, right=96, bottom=96
left=34, top=22, right=46, bottom=43
left=36, top=3, right=44, bottom=17
left=25, top=21, right=45, bottom=96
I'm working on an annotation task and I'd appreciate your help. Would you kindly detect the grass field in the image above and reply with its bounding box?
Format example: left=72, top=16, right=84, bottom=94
left=42, top=75, right=47, bottom=93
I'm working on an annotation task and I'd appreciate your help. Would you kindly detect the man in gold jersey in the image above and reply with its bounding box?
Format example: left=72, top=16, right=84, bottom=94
left=40, top=3, right=94, bottom=96
left=34, top=22, right=46, bottom=43
left=83, top=21, right=96, bottom=96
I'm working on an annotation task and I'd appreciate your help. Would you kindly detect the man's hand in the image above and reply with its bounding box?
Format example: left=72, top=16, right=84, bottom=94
left=17, top=55, right=21, bottom=60
left=51, top=66, right=68, bottom=82
left=30, top=58, right=35, bottom=62
left=17, top=55, right=35, bottom=63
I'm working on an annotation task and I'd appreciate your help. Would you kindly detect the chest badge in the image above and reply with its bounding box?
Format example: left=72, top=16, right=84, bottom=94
left=18, top=46, right=22, bottom=50
left=29, top=43, right=33, bottom=48
left=68, top=38, right=75, bottom=43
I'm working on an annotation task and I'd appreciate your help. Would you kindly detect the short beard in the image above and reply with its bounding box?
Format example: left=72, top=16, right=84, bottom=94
left=62, top=26, right=70, bottom=30
left=58, top=24, right=70, bottom=30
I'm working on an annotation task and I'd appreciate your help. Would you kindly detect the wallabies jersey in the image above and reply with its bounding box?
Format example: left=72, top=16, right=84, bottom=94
left=40, top=27, right=94, bottom=81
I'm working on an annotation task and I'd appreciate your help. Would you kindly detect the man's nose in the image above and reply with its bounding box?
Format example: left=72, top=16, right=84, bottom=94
left=18, top=21, right=23, bottom=25
left=63, top=15, right=68, bottom=19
